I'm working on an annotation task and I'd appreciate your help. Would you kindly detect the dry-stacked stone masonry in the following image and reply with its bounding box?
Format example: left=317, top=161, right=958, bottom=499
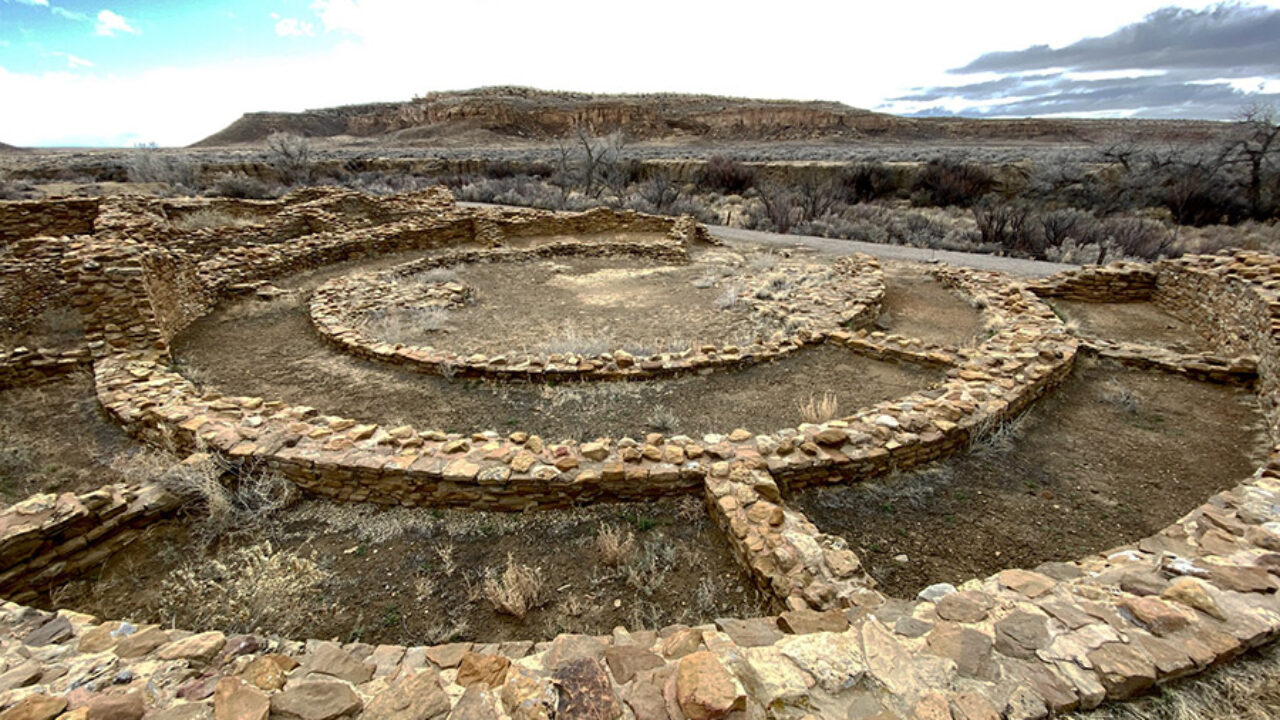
left=3, top=188, right=1280, bottom=718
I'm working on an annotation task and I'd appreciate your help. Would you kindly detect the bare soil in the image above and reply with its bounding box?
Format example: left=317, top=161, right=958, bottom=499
left=1050, top=299, right=1214, bottom=353
left=173, top=262, right=942, bottom=440
left=48, top=495, right=767, bottom=644
left=790, top=356, right=1267, bottom=599
left=879, top=264, right=985, bottom=347
left=0, top=372, right=139, bottom=502
left=373, top=251, right=766, bottom=356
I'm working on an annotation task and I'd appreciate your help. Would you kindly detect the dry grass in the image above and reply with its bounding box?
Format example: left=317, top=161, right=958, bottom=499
left=595, top=525, right=637, bottom=567
left=145, top=454, right=297, bottom=541
left=1070, top=642, right=1280, bottom=720
left=412, top=267, right=460, bottom=284
left=1099, top=380, right=1143, bottom=414
left=362, top=307, right=452, bottom=344
left=155, top=541, right=330, bottom=636
left=714, top=283, right=744, bottom=310
left=170, top=208, right=258, bottom=231
left=799, top=391, right=840, bottom=424
left=482, top=553, right=546, bottom=618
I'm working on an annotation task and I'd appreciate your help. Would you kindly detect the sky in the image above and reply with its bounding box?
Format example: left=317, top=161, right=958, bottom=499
left=1, top=0, right=1278, bottom=147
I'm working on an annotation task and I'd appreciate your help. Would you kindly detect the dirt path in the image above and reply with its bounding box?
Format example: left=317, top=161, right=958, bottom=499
left=708, top=226, right=1078, bottom=277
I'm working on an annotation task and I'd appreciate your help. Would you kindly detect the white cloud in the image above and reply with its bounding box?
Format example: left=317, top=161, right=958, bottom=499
left=7, top=0, right=1280, bottom=146
left=95, top=9, right=139, bottom=37
left=51, top=6, right=88, bottom=21
left=274, top=18, right=315, bottom=37
left=45, top=50, right=94, bottom=68
left=7, top=0, right=51, bottom=6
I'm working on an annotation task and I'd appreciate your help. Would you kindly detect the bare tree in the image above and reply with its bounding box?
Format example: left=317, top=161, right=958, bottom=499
left=265, top=132, right=314, bottom=186
left=1228, top=104, right=1280, bottom=220
left=555, top=125, right=625, bottom=198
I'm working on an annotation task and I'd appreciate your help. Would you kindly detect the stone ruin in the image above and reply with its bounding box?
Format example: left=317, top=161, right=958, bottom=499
left=1, top=186, right=1280, bottom=719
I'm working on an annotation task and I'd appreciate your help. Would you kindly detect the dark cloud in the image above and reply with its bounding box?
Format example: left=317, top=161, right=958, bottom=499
left=893, top=3, right=1280, bottom=120
left=956, top=4, right=1280, bottom=77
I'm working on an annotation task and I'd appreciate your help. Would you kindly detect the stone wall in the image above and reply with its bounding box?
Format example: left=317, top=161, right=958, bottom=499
left=0, top=236, right=75, bottom=336
left=0, top=484, right=179, bottom=604
left=1027, top=262, right=1156, bottom=302
left=0, top=199, right=97, bottom=244
left=0, top=347, right=90, bottom=389
left=11, top=190, right=1280, bottom=718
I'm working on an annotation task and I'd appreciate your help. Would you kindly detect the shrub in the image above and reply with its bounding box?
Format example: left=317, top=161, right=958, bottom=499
left=126, top=150, right=202, bottom=193
left=265, top=132, right=314, bottom=186
left=972, top=198, right=1043, bottom=256
left=799, top=392, right=840, bottom=424
left=171, top=208, right=258, bottom=231
left=1102, top=216, right=1174, bottom=260
left=839, top=162, right=899, bottom=202
left=596, top=525, right=637, bottom=567
left=153, top=455, right=297, bottom=540
left=699, top=156, right=756, bottom=194
left=208, top=172, right=277, bottom=199
left=482, top=553, right=546, bottom=618
left=913, top=158, right=994, bottom=207
left=157, top=541, right=329, bottom=636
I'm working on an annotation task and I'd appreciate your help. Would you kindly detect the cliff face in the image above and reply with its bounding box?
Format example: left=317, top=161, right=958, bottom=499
left=192, top=86, right=1230, bottom=147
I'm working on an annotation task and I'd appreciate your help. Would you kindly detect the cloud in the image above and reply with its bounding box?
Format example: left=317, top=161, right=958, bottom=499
left=45, top=50, right=93, bottom=68
left=5, top=0, right=50, bottom=6
left=889, top=3, right=1280, bottom=119
left=51, top=6, right=88, bottom=21
left=95, top=9, right=139, bottom=37
left=274, top=17, right=315, bottom=37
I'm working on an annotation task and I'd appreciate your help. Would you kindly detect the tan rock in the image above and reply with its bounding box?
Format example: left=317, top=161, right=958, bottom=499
left=0, top=694, right=67, bottom=720
left=675, top=652, right=744, bottom=720
left=362, top=668, right=449, bottom=720
left=456, top=653, right=510, bottom=688
left=158, top=631, right=226, bottom=663
left=213, top=677, right=268, bottom=720
left=269, top=681, right=362, bottom=720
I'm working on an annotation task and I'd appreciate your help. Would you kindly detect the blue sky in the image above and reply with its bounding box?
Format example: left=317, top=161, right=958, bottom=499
left=2, top=1, right=1279, bottom=147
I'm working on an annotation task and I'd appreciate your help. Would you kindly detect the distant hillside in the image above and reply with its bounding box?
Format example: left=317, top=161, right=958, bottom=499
left=0, top=142, right=25, bottom=153
left=194, top=86, right=1232, bottom=148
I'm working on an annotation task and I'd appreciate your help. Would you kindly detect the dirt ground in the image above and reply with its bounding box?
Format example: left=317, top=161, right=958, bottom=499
left=173, top=288, right=942, bottom=440
left=371, top=251, right=769, bottom=356
left=0, top=372, right=140, bottom=502
left=47, top=495, right=767, bottom=644
left=1050, top=299, right=1215, bottom=353
left=791, top=356, right=1268, bottom=599
left=878, top=264, right=985, bottom=347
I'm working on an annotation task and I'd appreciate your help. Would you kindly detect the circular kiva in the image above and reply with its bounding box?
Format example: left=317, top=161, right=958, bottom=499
left=9, top=188, right=1280, bottom=719
left=308, top=243, right=886, bottom=381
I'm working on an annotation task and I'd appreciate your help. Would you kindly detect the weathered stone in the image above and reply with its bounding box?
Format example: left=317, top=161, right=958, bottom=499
left=304, top=642, right=375, bottom=684
left=448, top=686, right=499, bottom=720
left=423, top=643, right=469, bottom=669
left=0, top=694, right=67, bottom=720
left=0, top=661, right=42, bottom=693
left=24, top=616, right=73, bottom=646
left=1163, top=577, right=1227, bottom=621
left=777, top=608, right=848, bottom=635
left=950, top=692, right=1000, bottom=720
left=362, top=668, right=449, bottom=720
left=776, top=631, right=865, bottom=693
left=997, top=569, right=1056, bottom=598
left=554, top=658, right=621, bottom=720
left=499, top=665, right=554, bottom=720
left=935, top=592, right=991, bottom=623
left=82, top=691, right=145, bottom=720
left=1086, top=642, right=1157, bottom=699
left=158, top=631, right=226, bottom=663
left=926, top=622, right=995, bottom=680
left=604, top=645, right=664, bottom=684
left=239, top=656, right=287, bottom=692
left=675, top=652, right=744, bottom=720
left=994, top=612, right=1050, bottom=660
left=1120, top=597, right=1191, bottom=637
left=456, top=653, right=510, bottom=688
left=713, top=617, right=782, bottom=648
left=114, top=625, right=168, bottom=659
left=146, top=705, right=212, bottom=720
left=269, top=681, right=362, bottom=720
left=544, top=634, right=607, bottom=669
left=213, top=677, right=268, bottom=720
